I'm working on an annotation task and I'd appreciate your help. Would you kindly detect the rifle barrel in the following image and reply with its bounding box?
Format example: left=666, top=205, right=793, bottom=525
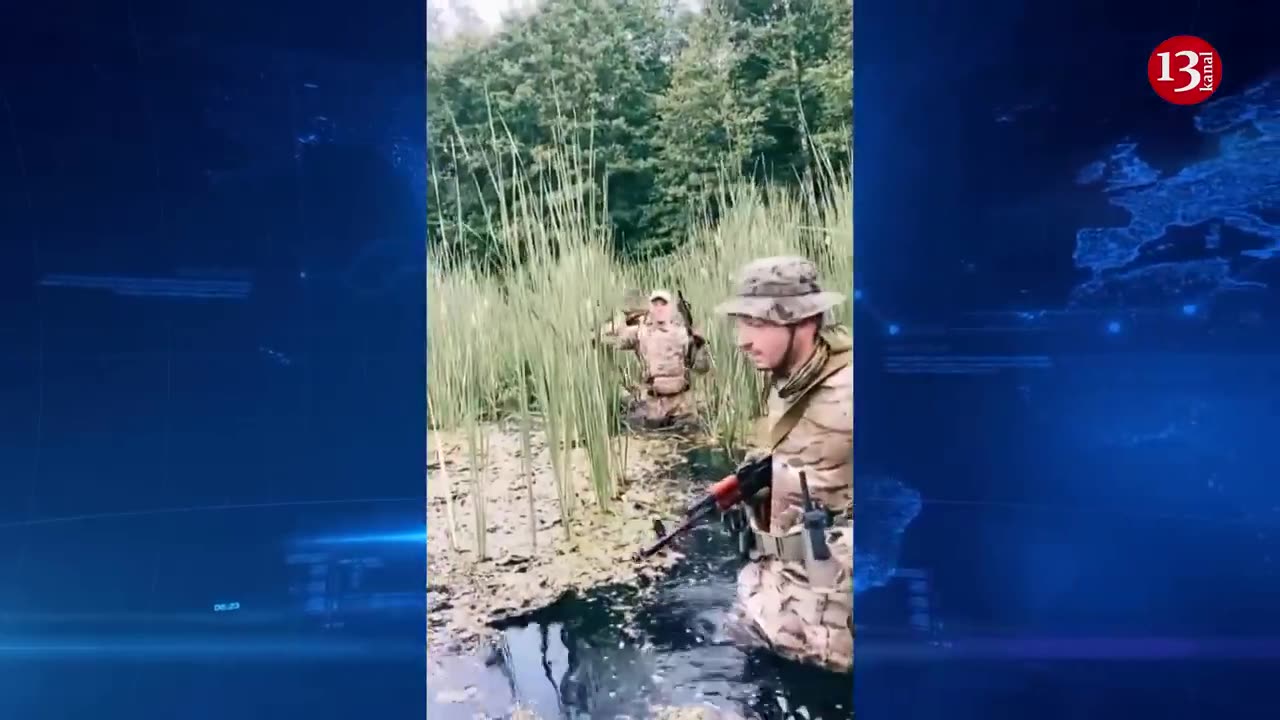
left=637, top=504, right=715, bottom=558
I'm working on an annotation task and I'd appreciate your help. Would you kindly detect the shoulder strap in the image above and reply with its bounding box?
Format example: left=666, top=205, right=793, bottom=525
left=768, top=349, right=851, bottom=450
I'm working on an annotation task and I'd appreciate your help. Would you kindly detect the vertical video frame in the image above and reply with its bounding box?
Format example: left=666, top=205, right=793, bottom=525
left=425, top=0, right=854, bottom=716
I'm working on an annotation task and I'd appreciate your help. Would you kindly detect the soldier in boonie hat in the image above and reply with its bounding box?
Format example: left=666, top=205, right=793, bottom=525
left=713, top=255, right=855, bottom=674
left=714, top=255, right=847, bottom=376
left=714, top=255, right=846, bottom=327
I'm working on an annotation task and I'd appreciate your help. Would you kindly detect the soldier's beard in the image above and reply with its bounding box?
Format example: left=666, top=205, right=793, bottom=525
left=774, top=331, right=828, bottom=399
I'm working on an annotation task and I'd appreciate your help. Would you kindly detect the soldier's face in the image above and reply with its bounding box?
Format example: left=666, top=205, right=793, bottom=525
left=734, top=316, right=790, bottom=370
left=649, top=299, right=673, bottom=323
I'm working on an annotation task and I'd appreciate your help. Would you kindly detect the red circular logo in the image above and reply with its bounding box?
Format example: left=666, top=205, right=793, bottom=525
left=1148, top=35, right=1222, bottom=105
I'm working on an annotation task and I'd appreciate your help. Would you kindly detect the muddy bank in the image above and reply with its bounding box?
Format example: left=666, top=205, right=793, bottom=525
left=427, top=424, right=702, bottom=655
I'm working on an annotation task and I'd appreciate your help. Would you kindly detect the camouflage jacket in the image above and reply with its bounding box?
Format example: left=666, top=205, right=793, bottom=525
left=601, top=314, right=709, bottom=393
left=761, top=329, right=853, bottom=534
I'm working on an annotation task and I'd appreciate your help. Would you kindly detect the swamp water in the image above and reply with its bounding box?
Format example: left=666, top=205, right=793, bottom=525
left=428, top=450, right=924, bottom=720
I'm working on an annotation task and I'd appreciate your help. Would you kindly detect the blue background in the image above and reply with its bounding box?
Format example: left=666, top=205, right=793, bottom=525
left=0, top=2, right=426, bottom=718
left=855, top=0, right=1280, bottom=717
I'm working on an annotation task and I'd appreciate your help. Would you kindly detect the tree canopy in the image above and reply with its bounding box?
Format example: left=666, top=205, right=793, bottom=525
left=427, top=0, right=852, bottom=261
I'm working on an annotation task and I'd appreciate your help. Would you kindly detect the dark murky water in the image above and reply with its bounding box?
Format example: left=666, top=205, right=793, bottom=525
left=429, top=557, right=857, bottom=720
left=429, top=450, right=861, bottom=720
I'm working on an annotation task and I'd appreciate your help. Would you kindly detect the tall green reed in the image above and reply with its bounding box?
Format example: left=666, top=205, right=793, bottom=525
left=428, top=124, right=853, bottom=551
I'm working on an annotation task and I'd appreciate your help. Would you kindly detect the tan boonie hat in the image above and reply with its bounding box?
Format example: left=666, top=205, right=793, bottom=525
left=649, top=289, right=675, bottom=304
left=714, top=256, right=845, bottom=324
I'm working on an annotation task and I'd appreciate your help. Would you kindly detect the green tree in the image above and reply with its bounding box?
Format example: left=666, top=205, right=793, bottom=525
left=718, top=0, right=851, bottom=185
left=429, top=0, right=678, bottom=258
left=426, top=0, right=851, bottom=261
left=648, top=5, right=769, bottom=249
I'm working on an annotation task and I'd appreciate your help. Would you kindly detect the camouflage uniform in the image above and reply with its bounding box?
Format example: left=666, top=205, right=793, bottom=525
left=714, top=257, right=853, bottom=673
left=601, top=290, right=709, bottom=428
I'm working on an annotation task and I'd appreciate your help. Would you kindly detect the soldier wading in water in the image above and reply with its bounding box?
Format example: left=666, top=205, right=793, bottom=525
left=714, top=256, right=853, bottom=674
left=600, top=289, right=709, bottom=430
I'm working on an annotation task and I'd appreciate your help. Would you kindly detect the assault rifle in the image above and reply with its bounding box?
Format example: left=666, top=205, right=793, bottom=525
left=636, top=454, right=772, bottom=559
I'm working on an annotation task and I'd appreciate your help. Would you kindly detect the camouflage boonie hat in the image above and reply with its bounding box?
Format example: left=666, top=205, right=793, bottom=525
left=714, top=256, right=844, bottom=324
left=649, top=289, right=675, bottom=304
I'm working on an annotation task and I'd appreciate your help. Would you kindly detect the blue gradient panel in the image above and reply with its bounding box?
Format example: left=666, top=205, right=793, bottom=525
left=855, top=477, right=922, bottom=594
left=38, top=273, right=253, bottom=300
left=855, top=0, right=1280, bottom=717
left=304, top=531, right=428, bottom=545
left=1071, top=80, right=1280, bottom=308
left=0, top=2, right=425, bottom=719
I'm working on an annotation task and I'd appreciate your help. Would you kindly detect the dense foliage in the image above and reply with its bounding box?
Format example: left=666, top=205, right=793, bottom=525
left=427, top=0, right=852, bottom=261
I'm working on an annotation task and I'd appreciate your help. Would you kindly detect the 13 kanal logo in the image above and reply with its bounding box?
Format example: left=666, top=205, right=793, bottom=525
left=1148, top=35, right=1222, bottom=105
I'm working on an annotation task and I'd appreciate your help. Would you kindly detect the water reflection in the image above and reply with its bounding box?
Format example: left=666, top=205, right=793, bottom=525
left=430, top=518, right=862, bottom=719
left=425, top=448, right=943, bottom=718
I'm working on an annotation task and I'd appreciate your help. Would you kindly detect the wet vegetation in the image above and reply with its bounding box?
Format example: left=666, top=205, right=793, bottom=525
left=427, top=0, right=852, bottom=557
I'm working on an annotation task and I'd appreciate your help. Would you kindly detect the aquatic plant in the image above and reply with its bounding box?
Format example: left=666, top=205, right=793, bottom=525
left=427, top=122, right=853, bottom=549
